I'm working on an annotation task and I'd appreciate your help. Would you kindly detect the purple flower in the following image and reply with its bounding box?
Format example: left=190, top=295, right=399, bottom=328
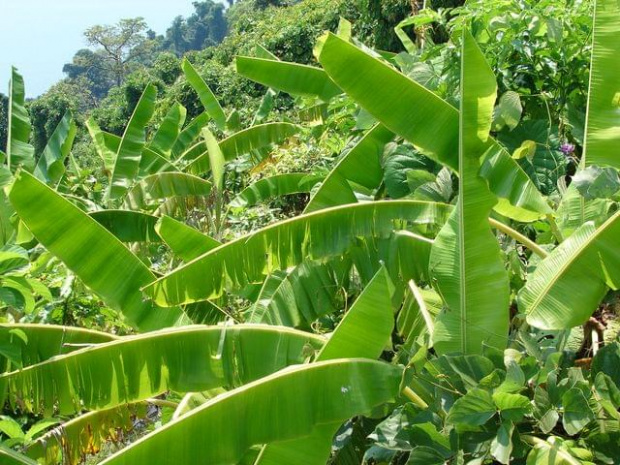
left=560, top=143, right=575, bottom=155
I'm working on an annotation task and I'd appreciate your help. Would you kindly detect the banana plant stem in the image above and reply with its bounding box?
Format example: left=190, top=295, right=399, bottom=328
left=402, top=386, right=429, bottom=409
left=488, top=218, right=548, bottom=259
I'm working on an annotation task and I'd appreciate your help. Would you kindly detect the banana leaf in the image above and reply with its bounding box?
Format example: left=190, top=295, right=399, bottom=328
left=236, top=57, right=342, bottom=101
left=520, top=210, right=620, bottom=329
left=182, top=58, right=226, bottom=130
left=171, top=113, right=210, bottom=158
left=90, top=210, right=160, bottom=243
left=156, top=216, right=221, bottom=262
left=246, top=257, right=351, bottom=328
left=108, top=84, right=157, bottom=201
left=144, top=200, right=452, bottom=306
left=556, top=184, right=615, bottom=237
left=100, top=359, right=402, bottom=465
left=9, top=171, right=189, bottom=331
left=305, top=124, right=394, bottom=213
left=33, top=110, right=76, bottom=184
left=429, top=31, right=510, bottom=354
left=149, top=102, right=187, bottom=157
left=124, top=172, right=212, bottom=211
left=0, top=325, right=324, bottom=416
left=0, top=324, right=116, bottom=370
left=85, top=117, right=116, bottom=173
left=203, top=128, right=225, bottom=191
left=6, top=67, right=35, bottom=172
left=317, top=33, right=551, bottom=222
left=583, top=0, right=620, bottom=168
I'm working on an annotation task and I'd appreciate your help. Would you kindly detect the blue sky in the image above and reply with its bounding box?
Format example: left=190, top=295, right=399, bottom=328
left=0, top=0, right=200, bottom=97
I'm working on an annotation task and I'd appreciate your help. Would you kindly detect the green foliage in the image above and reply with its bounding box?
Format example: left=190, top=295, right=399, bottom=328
left=162, top=1, right=227, bottom=55
left=367, top=346, right=620, bottom=464
left=3, top=0, right=620, bottom=463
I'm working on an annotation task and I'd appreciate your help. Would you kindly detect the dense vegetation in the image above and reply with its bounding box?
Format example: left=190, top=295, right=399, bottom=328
left=1, top=0, right=620, bottom=463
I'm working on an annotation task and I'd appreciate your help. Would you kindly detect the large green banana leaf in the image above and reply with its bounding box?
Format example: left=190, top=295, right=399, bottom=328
left=9, top=171, right=189, bottom=331
left=90, top=210, right=159, bottom=242
left=520, top=210, right=620, bottom=329
left=182, top=58, right=226, bottom=130
left=317, top=33, right=551, bottom=222
left=124, top=172, right=212, bottom=210
left=85, top=117, right=116, bottom=173
left=0, top=325, right=324, bottom=416
left=149, top=102, right=187, bottom=157
left=0, top=324, right=116, bottom=370
left=100, top=359, right=402, bottom=465
left=583, top=0, right=620, bottom=168
left=255, top=267, right=395, bottom=464
left=236, top=57, right=342, bottom=101
left=231, top=173, right=323, bottom=208
left=429, top=31, right=510, bottom=355
left=184, top=122, right=299, bottom=174
left=6, top=67, right=35, bottom=172
left=33, top=110, right=76, bottom=184
left=246, top=257, right=351, bottom=328
left=170, top=113, right=210, bottom=158
left=144, top=200, right=452, bottom=306
left=156, top=216, right=221, bottom=262
left=108, top=84, right=157, bottom=201
left=305, top=124, right=393, bottom=213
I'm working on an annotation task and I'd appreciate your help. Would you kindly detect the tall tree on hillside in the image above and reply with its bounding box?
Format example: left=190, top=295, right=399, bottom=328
left=163, top=1, right=227, bottom=56
left=62, top=49, right=116, bottom=99
left=165, top=16, right=190, bottom=56
left=189, top=0, right=227, bottom=47
left=84, top=18, right=154, bottom=87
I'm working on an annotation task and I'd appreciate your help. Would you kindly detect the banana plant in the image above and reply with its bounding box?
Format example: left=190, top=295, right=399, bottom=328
left=519, top=0, right=620, bottom=330
left=98, top=267, right=402, bottom=465
left=429, top=31, right=510, bottom=355
left=0, top=325, right=324, bottom=416
left=5, top=68, right=34, bottom=173
left=9, top=171, right=190, bottom=331
left=229, top=173, right=323, bottom=208
left=107, top=84, right=157, bottom=203
left=143, top=200, right=452, bottom=306
left=316, top=32, right=551, bottom=223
